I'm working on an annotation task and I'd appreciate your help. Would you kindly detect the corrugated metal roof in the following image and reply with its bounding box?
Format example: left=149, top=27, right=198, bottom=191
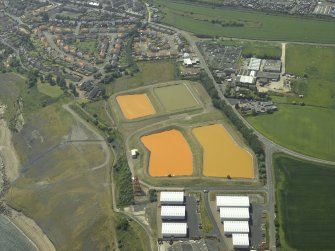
left=224, top=221, right=249, bottom=233
left=160, top=192, right=184, bottom=203
left=161, top=206, right=186, bottom=217
left=232, top=233, right=249, bottom=246
left=220, top=207, right=250, bottom=219
left=216, top=196, right=250, bottom=207
left=162, top=222, right=187, bottom=235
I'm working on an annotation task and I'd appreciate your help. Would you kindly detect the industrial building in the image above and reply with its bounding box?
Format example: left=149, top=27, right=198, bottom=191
left=257, top=72, right=280, bottom=82
left=232, top=233, right=250, bottom=249
left=160, top=191, right=185, bottom=205
left=161, top=222, right=188, bottom=238
left=220, top=207, right=250, bottom=221
left=248, top=58, right=262, bottom=71
left=223, top=221, right=249, bottom=235
left=263, top=59, right=282, bottom=73
left=216, top=196, right=250, bottom=210
left=236, top=75, right=256, bottom=86
left=161, top=205, right=186, bottom=220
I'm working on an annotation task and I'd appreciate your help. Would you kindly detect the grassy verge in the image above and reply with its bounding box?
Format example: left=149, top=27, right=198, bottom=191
left=151, top=0, right=335, bottom=43
left=274, top=153, right=335, bottom=250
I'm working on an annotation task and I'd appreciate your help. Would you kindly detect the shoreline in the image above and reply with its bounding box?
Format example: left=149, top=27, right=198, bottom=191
left=0, top=118, right=56, bottom=251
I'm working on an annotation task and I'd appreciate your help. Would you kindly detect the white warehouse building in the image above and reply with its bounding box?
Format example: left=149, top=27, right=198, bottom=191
left=223, top=221, right=249, bottom=235
left=161, top=206, right=186, bottom=220
left=220, top=207, right=250, bottom=221
left=216, top=195, right=250, bottom=210
left=161, top=222, right=188, bottom=238
left=160, top=191, right=184, bottom=205
left=232, top=233, right=249, bottom=249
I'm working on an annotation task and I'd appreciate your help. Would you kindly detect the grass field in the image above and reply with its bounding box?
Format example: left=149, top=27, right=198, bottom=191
left=68, top=39, right=99, bottom=55
left=274, top=153, right=335, bottom=250
left=37, top=82, right=63, bottom=98
left=152, top=0, right=335, bottom=43
left=141, top=129, right=193, bottom=176
left=116, top=94, right=156, bottom=119
left=106, top=60, right=177, bottom=95
left=84, top=100, right=112, bottom=126
left=220, top=40, right=281, bottom=59
left=153, top=83, right=199, bottom=111
left=247, top=45, right=335, bottom=161
left=193, top=124, right=254, bottom=178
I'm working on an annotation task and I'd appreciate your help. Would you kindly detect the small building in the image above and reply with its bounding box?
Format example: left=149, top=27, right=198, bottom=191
left=220, top=207, right=250, bottom=221
left=216, top=196, right=249, bottom=210
left=160, top=191, right=184, bottom=205
left=232, top=233, right=249, bottom=249
left=161, top=222, right=188, bottom=238
left=223, top=221, right=249, bottom=235
left=183, top=58, right=193, bottom=67
left=257, top=72, right=280, bottom=82
left=161, top=206, right=186, bottom=220
left=131, top=149, right=138, bottom=159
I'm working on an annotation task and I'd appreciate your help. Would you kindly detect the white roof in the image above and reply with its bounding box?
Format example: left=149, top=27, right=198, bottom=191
left=160, top=191, right=184, bottom=203
left=162, top=222, right=187, bottom=235
left=224, top=221, right=249, bottom=233
left=232, top=233, right=249, bottom=246
left=239, top=75, right=255, bottom=84
left=88, top=1, right=100, bottom=6
left=220, top=207, right=250, bottom=219
left=131, top=149, right=138, bottom=155
left=183, top=58, right=192, bottom=65
left=216, top=196, right=250, bottom=207
left=161, top=206, right=185, bottom=217
left=248, top=58, right=261, bottom=71
left=250, top=70, right=256, bottom=77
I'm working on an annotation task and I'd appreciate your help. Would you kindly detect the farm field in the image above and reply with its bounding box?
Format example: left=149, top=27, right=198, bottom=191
left=141, top=129, right=193, bottom=176
left=274, top=153, right=335, bottom=250
left=151, top=0, right=335, bottom=43
left=247, top=45, right=335, bottom=161
left=153, top=83, right=199, bottom=111
left=37, top=82, right=63, bottom=98
left=193, top=124, right=253, bottom=178
left=116, top=94, right=156, bottom=119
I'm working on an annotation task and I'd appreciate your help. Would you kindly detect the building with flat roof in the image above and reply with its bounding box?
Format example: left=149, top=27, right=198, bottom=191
left=257, top=72, right=280, bottom=82
left=216, top=196, right=250, bottom=210
left=232, top=233, right=249, bottom=248
left=223, top=221, right=249, bottom=235
left=161, top=222, right=188, bottom=238
left=161, top=206, right=186, bottom=220
left=160, top=191, right=184, bottom=205
left=220, top=207, right=250, bottom=221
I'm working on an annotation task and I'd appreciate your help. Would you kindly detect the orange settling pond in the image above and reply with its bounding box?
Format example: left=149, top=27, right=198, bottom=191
left=193, top=124, right=254, bottom=178
left=116, top=94, right=156, bottom=119
left=141, top=130, right=193, bottom=176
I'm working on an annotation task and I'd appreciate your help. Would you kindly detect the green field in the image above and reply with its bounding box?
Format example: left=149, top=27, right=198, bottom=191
left=247, top=105, right=335, bottom=161
left=154, top=83, right=198, bottom=111
left=220, top=40, right=282, bottom=59
left=152, top=0, right=335, bottom=43
left=247, top=45, right=335, bottom=161
left=69, top=39, right=99, bottom=55
left=37, top=82, right=63, bottom=98
left=106, top=60, right=177, bottom=95
left=274, top=153, right=335, bottom=250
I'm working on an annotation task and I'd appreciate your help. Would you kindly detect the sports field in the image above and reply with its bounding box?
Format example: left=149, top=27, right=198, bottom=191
left=193, top=124, right=253, bottom=178
left=154, top=83, right=198, bottom=111
left=141, top=130, right=193, bottom=176
left=152, top=0, right=335, bottom=43
left=116, top=94, right=156, bottom=119
left=274, top=153, right=335, bottom=250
